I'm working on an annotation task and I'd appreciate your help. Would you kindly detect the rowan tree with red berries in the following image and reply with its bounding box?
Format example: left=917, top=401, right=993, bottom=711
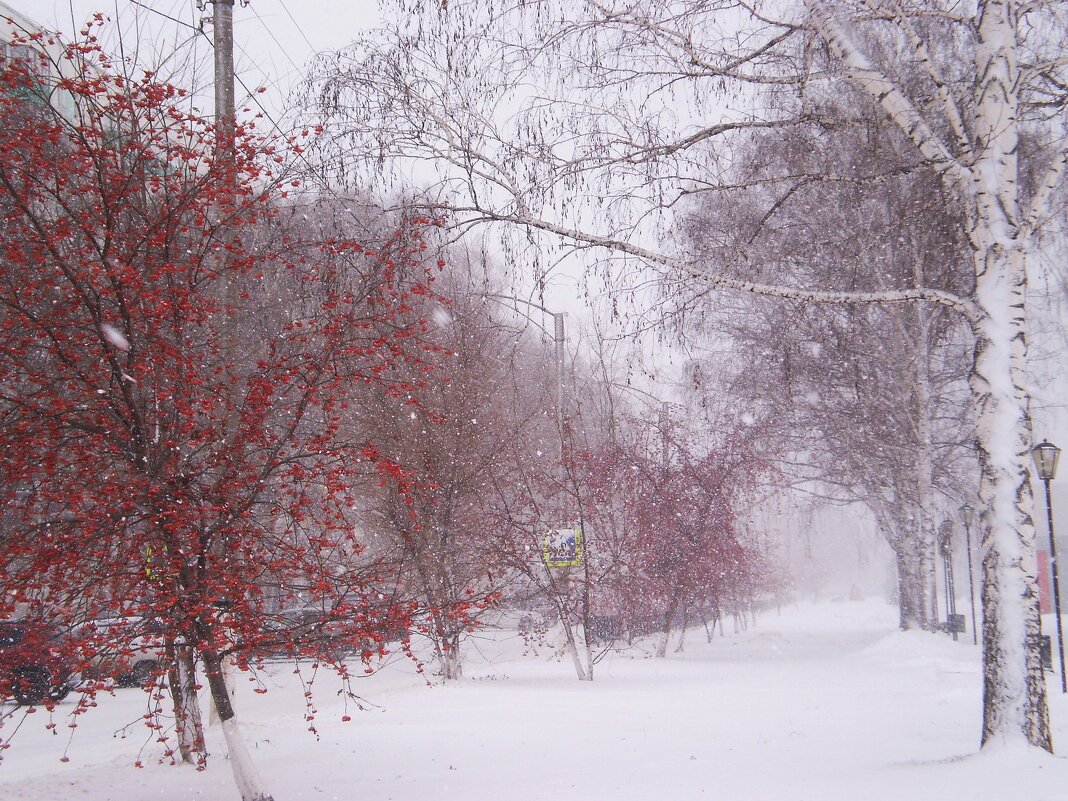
left=0, top=28, right=438, bottom=799
left=356, top=282, right=550, bottom=680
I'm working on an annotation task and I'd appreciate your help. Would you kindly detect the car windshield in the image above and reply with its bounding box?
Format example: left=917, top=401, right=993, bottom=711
left=0, top=623, right=24, bottom=647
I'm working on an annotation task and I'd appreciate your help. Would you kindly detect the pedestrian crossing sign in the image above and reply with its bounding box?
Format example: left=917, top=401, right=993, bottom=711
left=543, top=526, right=583, bottom=568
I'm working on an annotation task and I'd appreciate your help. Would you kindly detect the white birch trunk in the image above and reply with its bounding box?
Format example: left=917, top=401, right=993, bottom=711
left=166, top=642, right=205, bottom=764
left=811, top=0, right=1052, bottom=751
left=562, top=618, right=590, bottom=680
left=175, top=646, right=205, bottom=762
left=221, top=718, right=273, bottom=801
left=971, top=251, right=1050, bottom=749
left=893, top=533, right=928, bottom=630
left=547, top=566, right=592, bottom=680
left=441, top=637, right=463, bottom=681
left=911, top=295, right=938, bottom=630
left=967, top=0, right=1049, bottom=750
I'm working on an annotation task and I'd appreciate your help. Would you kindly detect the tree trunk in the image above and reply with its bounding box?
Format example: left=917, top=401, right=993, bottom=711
left=968, top=0, right=1050, bottom=750
left=208, top=654, right=237, bottom=726
left=971, top=280, right=1050, bottom=751
left=579, top=524, right=596, bottom=679
left=441, top=633, right=463, bottom=681
left=700, top=609, right=714, bottom=643
left=561, top=613, right=590, bottom=680
left=166, top=641, right=205, bottom=764
left=203, top=652, right=275, bottom=801
left=894, top=543, right=927, bottom=631
left=911, top=295, right=940, bottom=630
left=656, top=582, right=685, bottom=658
left=544, top=565, right=591, bottom=680
left=674, top=606, right=689, bottom=653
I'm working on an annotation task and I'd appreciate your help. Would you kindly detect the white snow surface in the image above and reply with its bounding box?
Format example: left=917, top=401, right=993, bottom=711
left=2, top=600, right=1066, bottom=800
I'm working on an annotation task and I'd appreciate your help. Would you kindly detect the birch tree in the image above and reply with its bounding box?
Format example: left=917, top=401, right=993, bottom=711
left=310, top=0, right=1068, bottom=749
left=672, top=108, right=977, bottom=632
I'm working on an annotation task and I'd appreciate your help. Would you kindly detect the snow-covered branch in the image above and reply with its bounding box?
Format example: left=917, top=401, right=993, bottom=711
left=805, top=2, right=970, bottom=194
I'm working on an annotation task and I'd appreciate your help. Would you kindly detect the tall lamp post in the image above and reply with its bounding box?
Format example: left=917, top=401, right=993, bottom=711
left=481, top=293, right=573, bottom=548
left=482, top=294, right=567, bottom=468
left=961, top=506, right=979, bottom=646
left=939, top=522, right=958, bottom=641
left=1032, top=439, right=1066, bottom=693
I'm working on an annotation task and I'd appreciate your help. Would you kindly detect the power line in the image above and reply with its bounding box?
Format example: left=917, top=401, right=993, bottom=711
left=248, top=4, right=302, bottom=82
left=277, top=0, right=314, bottom=53
left=129, top=0, right=198, bottom=31
left=73, top=2, right=377, bottom=228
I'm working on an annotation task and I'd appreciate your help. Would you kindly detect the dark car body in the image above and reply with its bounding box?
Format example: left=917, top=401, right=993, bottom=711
left=80, top=617, right=165, bottom=687
left=0, top=620, right=78, bottom=705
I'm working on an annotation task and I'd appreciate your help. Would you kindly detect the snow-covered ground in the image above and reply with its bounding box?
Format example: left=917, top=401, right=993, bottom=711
left=2, top=599, right=1066, bottom=800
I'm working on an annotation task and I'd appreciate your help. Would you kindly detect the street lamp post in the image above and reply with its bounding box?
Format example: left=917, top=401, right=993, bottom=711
left=1032, top=439, right=1066, bottom=693
left=939, top=523, right=958, bottom=641
left=961, top=505, right=979, bottom=646
left=481, top=294, right=567, bottom=468
left=481, top=292, right=573, bottom=535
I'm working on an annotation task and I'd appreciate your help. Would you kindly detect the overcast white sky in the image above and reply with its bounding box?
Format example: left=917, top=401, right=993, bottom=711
left=14, top=1, right=381, bottom=119
left=5, top=0, right=597, bottom=343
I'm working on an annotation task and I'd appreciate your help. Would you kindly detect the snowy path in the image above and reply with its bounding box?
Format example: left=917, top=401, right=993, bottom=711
left=2, top=599, right=1066, bottom=800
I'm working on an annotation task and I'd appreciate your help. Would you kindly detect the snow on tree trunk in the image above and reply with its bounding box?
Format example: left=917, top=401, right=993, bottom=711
left=167, top=642, right=205, bottom=764
left=220, top=719, right=273, bottom=801
left=971, top=259, right=1050, bottom=750
left=204, top=653, right=275, bottom=801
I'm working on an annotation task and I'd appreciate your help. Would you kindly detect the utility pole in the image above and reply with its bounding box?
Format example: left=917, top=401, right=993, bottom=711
left=940, top=523, right=957, bottom=641
left=206, top=0, right=239, bottom=351
left=659, top=402, right=670, bottom=468
left=205, top=0, right=241, bottom=732
left=962, top=506, right=979, bottom=646
left=553, top=311, right=566, bottom=477
left=211, top=0, right=236, bottom=149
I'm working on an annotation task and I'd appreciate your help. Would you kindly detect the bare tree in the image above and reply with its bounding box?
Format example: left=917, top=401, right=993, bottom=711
left=355, top=270, right=550, bottom=679
left=672, top=104, right=977, bottom=632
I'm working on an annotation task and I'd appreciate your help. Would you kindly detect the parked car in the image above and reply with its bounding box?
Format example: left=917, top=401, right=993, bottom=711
left=252, top=607, right=346, bottom=661
left=80, top=617, right=165, bottom=687
left=0, top=620, right=79, bottom=706
left=253, top=606, right=407, bottom=662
